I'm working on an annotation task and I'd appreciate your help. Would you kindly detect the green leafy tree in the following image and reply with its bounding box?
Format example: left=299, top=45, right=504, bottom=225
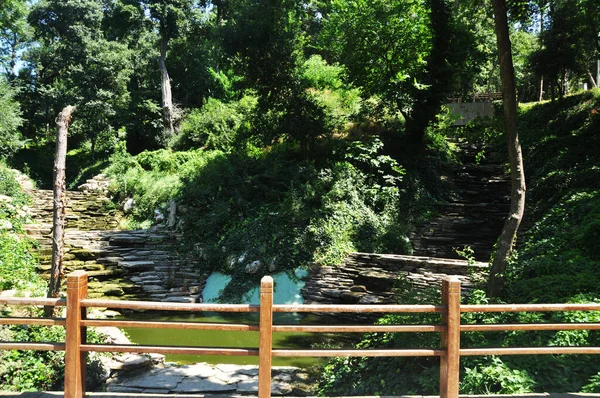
left=23, top=0, right=133, bottom=154
left=222, top=0, right=329, bottom=150
left=0, top=76, right=23, bottom=158
left=531, top=0, right=600, bottom=98
left=322, top=0, right=481, bottom=146
left=145, top=0, right=198, bottom=141
left=0, top=0, right=30, bottom=77
left=487, top=0, right=526, bottom=297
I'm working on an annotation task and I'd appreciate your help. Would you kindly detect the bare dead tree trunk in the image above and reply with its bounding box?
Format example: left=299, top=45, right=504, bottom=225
left=597, top=59, right=600, bottom=90
left=158, top=38, right=175, bottom=140
left=487, top=0, right=526, bottom=298
left=588, top=70, right=598, bottom=88
left=46, top=106, right=74, bottom=313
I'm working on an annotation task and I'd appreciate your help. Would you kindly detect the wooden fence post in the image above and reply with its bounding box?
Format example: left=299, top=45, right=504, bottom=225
left=258, top=276, right=274, bottom=398
left=440, top=276, right=461, bottom=398
left=65, top=270, right=88, bottom=398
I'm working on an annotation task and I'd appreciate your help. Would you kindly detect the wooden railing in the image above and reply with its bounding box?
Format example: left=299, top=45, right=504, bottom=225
left=1, top=270, right=599, bottom=398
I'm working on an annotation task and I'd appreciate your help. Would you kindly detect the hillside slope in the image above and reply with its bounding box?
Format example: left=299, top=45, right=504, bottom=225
left=507, top=89, right=600, bottom=302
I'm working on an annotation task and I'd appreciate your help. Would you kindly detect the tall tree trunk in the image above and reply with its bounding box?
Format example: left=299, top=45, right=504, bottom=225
left=488, top=58, right=498, bottom=94
left=46, top=105, right=74, bottom=314
left=560, top=68, right=567, bottom=97
left=597, top=59, right=600, bottom=90
left=589, top=70, right=598, bottom=88
left=487, top=0, right=526, bottom=298
left=538, top=5, right=544, bottom=101
left=158, top=37, right=175, bottom=140
left=405, top=0, right=454, bottom=146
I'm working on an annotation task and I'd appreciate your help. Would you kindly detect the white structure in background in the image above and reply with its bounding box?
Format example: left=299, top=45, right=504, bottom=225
left=445, top=92, right=501, bottom=126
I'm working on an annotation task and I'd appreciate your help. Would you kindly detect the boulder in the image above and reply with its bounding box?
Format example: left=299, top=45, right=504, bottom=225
left=245, top=260, right=263, bottom=274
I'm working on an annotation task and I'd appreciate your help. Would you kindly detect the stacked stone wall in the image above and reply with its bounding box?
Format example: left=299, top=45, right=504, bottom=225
left=24, top=183, right=204, bottom=302
left=302, top=252, right=487, bottom=306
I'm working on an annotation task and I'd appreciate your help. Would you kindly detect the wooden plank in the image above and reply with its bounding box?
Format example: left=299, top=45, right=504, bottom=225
left=80, top=344, right=259, bottom=356
left=0, top=298, right=65, bottom=307
left=64, top=271, right=88, bottom=398
left=274, top=304, right=444, bottom=313
left=461, top=347, right=600, bottom=356
left=461, top=303, right=600, bottom=313
left=81, top=299, right=258, bottom=312
left=440, top=280, right=449, bottom=398
left=82, top=319, right=259, bottom=331
left=0, top=342, right=65, bottom=351
left=440, top=277, right=461, bottom=398
left=272, top=348, right=444, bottom=357
left=0, top=317, right=66, bottom=326
left=461, top=323, right=600, bottom=332
left=272, top=324, right=444, bottom=333
left=258, top=276, right=274, bottom=398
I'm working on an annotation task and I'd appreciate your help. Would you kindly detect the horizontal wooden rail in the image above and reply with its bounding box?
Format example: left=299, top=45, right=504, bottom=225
left=81, top=298, right=259, bottom=312
left=274, top=304, right=444, bottom=313
left=272, top=348, right=445, bottom=357
left=0, top=342, right=65, bottom=351
left=461, top=323, right=600, bottom=332
left=272, top=324, right=445, bottom=333
left=82, top=319, right=259, bottom=331
left=461, top=303, right=600, bottom=312
left=0, top=297, right=65, bottom=307
left=460, top=347, right=600, bottom=356
left=0, top=317, right=66, bottom=326
left=81, top=344, right=259, bottom=356
left=0, top=271, right=598, bottom=398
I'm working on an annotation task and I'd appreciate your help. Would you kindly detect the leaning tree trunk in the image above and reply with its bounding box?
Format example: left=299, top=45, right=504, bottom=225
left=158, top=38, right=175, bottom=140
left=487, top=0, right=526, bottom=298
left=46, top=106, right=74, bottom=314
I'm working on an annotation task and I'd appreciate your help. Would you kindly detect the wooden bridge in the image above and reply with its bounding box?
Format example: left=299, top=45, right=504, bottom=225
left=0, top=271, right=599, bottom=398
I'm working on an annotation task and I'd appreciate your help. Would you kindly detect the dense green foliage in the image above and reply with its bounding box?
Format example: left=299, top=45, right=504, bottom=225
left=318, top=91, right=600, bottom=395
left=107, top=135, right=440, bottom=298
left=0, top=78, right=23, bottom=159
left=1, top=0, right=599, bottom=393
left=0, top=164, right=41, bottom=293
left=508, top=90, right=600, bottom=302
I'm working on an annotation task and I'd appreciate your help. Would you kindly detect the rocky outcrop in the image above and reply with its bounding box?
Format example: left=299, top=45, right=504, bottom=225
left=302, top=252, right=487, bottom=306
left=23, top=186, right=204, bottom=302
left=410, top=140, right=510, bottom=262
left=27, top=188, right=121, bottom=231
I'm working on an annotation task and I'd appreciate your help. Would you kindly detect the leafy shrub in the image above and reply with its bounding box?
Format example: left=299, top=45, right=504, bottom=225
left=107, top=146, right=220, bottom=222
left=301, top=55, right=362, bottom=133
left=0, top=324, right=109, bottom=391
left=173, top=96, right=257, bottom=151
left=583, top=372, right=600, bottom=393
left=0, top=164, right=28, bottom=205
left=178, top=146, right=412, bottom=299
left=300, top=55, right=345, bottom=90
left=461, top=357, right=536, bottom=394
left=0, top=163, right=41, bottom=293
left=0, top=233, right=42, bottom=292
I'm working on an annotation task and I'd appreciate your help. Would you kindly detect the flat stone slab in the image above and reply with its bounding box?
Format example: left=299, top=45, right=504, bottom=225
left=173, top=378, right=237, bottom=393
left=105, top=362, right=314, bottom=395
left=119, top=261, right=154, bottom=270
left=119, top=368, right=184, bottom=389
